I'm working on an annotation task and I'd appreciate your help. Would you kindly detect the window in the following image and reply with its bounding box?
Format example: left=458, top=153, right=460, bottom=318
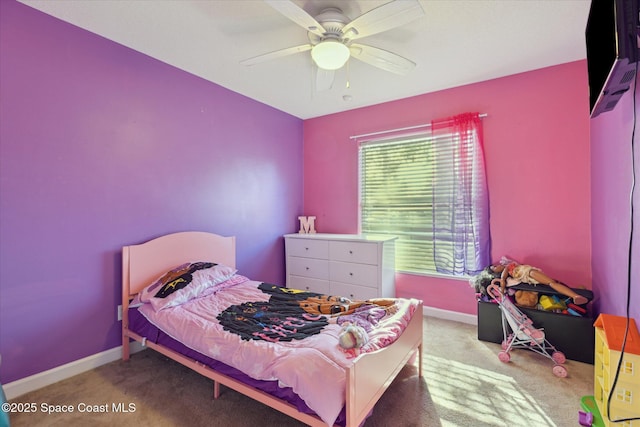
left=358, top=113, right=490, bottom=276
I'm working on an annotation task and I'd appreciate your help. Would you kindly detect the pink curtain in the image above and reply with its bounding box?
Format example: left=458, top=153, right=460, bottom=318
left=430, top=112, right=491, bottom=275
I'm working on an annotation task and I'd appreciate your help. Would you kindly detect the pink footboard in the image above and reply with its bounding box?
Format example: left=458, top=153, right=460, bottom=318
left=345, top=302, right=423, bottom=426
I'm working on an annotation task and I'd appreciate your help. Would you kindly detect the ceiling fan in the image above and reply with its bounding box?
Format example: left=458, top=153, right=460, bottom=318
left=240, top=0, right=425, bottom=90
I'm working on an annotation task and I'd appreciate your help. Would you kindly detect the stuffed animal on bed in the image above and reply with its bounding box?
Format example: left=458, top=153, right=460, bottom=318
left=338, top=323, right=369, bottom=350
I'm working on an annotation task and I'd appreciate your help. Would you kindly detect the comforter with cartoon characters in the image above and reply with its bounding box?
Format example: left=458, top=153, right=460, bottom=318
left=133, top=263, right=419, bottom=426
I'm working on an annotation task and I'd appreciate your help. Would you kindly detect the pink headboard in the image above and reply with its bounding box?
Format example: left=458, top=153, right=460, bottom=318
left=122, top=231, right=237, bottom=297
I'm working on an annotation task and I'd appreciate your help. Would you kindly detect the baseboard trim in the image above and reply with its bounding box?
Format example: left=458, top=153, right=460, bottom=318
left=423, top=305, right=477, bottom=325
left=4, top=342, right=145, bottom=400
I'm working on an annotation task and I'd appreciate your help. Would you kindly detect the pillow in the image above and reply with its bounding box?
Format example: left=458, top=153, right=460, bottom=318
left=139, top=262, right=237, bottom=311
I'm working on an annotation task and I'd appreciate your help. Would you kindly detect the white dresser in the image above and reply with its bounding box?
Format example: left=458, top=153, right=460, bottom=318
left=284, top=233, right=397, bottom=300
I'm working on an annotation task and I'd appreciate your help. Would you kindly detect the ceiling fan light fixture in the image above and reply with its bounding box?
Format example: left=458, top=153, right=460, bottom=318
left=311, top=40, right=350, bottom=70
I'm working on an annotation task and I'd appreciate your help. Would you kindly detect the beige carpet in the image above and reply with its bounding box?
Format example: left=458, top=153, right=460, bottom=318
left=6, top=316, right=593, bottom=426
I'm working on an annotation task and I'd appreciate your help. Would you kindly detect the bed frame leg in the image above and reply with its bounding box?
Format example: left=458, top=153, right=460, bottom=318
left=213, top=381, right=220, bottom=399
left=122, top=335, right=130, bottom=361
left=418, top=343, right=423, bottom=378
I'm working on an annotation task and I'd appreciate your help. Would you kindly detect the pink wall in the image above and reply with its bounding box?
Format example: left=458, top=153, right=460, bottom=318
left=303, top=61, right=592, bottom=315
left=591, top=85, right=640, bottom=323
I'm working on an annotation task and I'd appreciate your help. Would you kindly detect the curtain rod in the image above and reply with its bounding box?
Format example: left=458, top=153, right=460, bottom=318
left=349, top=113, right=488, bottom=141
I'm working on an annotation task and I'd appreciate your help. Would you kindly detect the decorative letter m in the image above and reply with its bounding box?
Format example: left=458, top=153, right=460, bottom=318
left=298, top=216, right=317, bottom=234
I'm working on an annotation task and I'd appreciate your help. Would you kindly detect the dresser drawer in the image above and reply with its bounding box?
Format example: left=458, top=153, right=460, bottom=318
left=286, top=238, right=329, bottom=259
left=332, top=282, right=379, bottom=301
left=329, top=261, right=378, bottom=287
left=329, top=241, right=378, bottom=264
left=285, top=233, right=396, bottom=300
left=288, top=257, right=329, bottom=280
left=289, top=276, right=331, bottom=295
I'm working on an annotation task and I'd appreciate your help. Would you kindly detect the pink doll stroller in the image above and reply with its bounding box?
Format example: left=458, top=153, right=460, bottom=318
left=487, top=284, right=568, bottom=377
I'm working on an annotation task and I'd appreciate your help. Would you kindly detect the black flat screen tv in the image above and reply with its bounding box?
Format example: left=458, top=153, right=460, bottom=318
left=586, top=0, right=639, bottom=118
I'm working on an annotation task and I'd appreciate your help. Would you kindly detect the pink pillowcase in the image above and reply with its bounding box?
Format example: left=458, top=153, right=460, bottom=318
left=137, top=262, right=237, bottom=311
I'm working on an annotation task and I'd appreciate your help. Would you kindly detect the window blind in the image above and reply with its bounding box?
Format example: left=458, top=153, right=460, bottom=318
left=360, top=134, right=440, bottom=273
left=359, top=124, right=488, bottom=275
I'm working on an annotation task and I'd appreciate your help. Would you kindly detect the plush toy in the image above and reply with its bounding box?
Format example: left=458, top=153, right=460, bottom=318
left=338, top=323, right=369, bottom=350
left=514, top=290, right=539, bottom=308
left=469, top=265, right=501, bottom=298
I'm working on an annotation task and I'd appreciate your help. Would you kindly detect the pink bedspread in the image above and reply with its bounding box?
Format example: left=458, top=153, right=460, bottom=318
left=137, top=277, right=419, bottom=426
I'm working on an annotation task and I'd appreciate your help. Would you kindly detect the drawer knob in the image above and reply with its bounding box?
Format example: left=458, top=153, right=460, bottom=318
left=349, top=272, right=353, bottom=276
left=305, top=247, right=309, bottom=251
left=349, top=250, right=353, bottom=254
left=306, top=267, right=310, bottom=270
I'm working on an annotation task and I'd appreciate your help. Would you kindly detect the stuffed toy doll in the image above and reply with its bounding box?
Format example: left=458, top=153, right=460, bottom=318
left=469, top=266, right=501, bottom=300
left=514, top=289, right=539, bottom=308
left=492, top=256, right=588, bottom=305
left=338, top=323, right=369, bottom=350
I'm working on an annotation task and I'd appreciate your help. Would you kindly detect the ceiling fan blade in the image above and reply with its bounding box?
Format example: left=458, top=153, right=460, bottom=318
left=315, top=68, right=335, bottom=92
left=240, top=44, right=312, bottom=66
left=342, top=0, right=425, bottom=41
left=264, top=0, right=326, bottom=37
left=350, top=43, right=416, bottom=75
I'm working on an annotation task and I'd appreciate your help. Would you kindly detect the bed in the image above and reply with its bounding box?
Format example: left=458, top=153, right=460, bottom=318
left=121, top=231, right=423, bottom=426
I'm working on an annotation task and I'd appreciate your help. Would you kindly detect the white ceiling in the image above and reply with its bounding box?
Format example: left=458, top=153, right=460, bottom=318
left=19, top=0, right=592, bottom=120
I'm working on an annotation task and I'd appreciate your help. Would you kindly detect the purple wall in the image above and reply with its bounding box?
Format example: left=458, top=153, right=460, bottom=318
left=591, top=86, right=640, bottom=323
left=0, top=1, right=303, bottom=383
